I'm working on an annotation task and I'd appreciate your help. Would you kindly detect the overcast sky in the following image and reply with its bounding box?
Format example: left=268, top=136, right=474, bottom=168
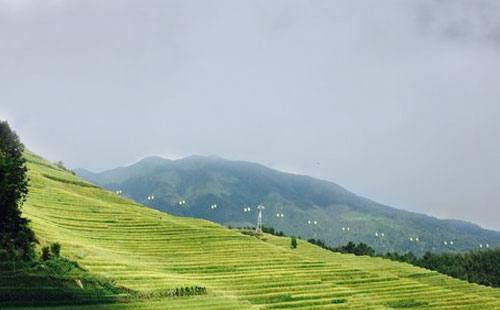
left=1, top=0, right=499, bottom=230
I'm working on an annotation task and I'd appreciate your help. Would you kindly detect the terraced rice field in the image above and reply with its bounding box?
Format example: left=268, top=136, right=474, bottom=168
left=3, top=152, right=500, bottom=309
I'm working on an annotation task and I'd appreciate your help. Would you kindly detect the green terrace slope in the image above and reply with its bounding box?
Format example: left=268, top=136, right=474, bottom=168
left=5, top=151, right=500, bottom=310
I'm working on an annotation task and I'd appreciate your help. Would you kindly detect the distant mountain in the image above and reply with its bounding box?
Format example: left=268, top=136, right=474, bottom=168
left=75, top=155, right=500, bottom=254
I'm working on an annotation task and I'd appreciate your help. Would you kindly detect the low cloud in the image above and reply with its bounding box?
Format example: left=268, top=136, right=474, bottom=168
left=1, top=0, right=499, bottom=230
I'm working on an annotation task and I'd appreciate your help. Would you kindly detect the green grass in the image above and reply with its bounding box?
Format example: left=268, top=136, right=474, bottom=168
left=3, top=151, right=500, bottom=309
left=0, top=259, right=123, bottom=307
left=386, top=299, right=429, bottom=308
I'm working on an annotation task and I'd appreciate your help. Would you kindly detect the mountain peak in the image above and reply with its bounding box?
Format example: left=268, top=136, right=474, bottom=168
left=137, top=155, right=170, bottom=164
left=180, top=154, right=224, bottom=162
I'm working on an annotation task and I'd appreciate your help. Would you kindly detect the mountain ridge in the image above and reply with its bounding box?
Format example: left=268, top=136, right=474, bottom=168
left=75, top=155, right=488, bottom=227
left=75, top=154, right=500, bottom=254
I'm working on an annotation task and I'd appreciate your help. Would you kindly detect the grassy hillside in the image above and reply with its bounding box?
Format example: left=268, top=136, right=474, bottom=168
left=0, top=259, right=123, bottom=308
left=4, top=151, right=500, bottom=309
left=76, top=155, right=500, bottom=255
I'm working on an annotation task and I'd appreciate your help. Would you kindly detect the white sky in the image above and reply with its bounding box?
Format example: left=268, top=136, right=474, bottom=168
left=1, top=0, right=499, bottom=230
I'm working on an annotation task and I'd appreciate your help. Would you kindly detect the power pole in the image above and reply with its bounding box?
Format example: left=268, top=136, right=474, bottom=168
left=256, top=204, right=265, bottom=233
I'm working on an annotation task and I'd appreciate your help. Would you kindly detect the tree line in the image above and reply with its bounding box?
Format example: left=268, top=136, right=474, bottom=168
left=232, top=224, right=500, bottom=288
left=308, top=239, right=500, bottom=288
left=0, top=120, right=36, bottom=264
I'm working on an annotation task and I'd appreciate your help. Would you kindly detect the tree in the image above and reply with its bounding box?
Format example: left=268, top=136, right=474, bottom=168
left=291, top=236, right=297, bottom=249
left=50, top=242, right=61, bottom=258
left=41, top=246, right=50, bottom=261
left=0, top=120, right=36, bottom=261
left=354, top=242, right=375, bottom=256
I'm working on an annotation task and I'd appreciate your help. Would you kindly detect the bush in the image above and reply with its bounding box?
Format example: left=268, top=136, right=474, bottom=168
left=42, top=246, right=51, bottom=261
left=308, top=239, right=376, bottom=257
left=262, top=226, right=285, bottom=237
left=169, top=286, right=207, bottom=297
left=291, top=236, right=297, bottom=249
left=50, top=243, right=61, bottom=258
left=386, top=299, right=429, bottom=308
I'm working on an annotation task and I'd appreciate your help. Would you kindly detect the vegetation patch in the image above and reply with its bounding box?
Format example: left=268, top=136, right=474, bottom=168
left=386, top=299, right=429, bottom=308
left=54, top=161, right=76, bottom=175
left=42, top=173, right=98, bottom=188
left=407, top=272, right=436, bottom=278
left=26, top=158, right=63, bottom=171
left=307, top=237, right=500, bottom=288
left=134, top=286, right=207, bottom=299
left=0, top=258, right=124, bottom=307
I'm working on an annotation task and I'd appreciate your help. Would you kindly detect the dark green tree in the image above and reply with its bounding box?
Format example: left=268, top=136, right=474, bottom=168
left=41, top=246, right=50, bottom=261
left=354, top=242, right=375, bottom=256
left=291, top=236, right=297, bottom=249
left=0, top=120, right=36, bottom=261
left=50, top=242, right=61, bottom=258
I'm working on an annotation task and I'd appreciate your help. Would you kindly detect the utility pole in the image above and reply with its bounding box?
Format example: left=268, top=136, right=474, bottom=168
left=256, top=204, right=265, bottom=233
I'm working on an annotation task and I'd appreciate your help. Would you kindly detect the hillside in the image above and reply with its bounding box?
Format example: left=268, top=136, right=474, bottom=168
left=2, top=151, right=500, bottom=309
left=75, top=155, right=500, bottom=255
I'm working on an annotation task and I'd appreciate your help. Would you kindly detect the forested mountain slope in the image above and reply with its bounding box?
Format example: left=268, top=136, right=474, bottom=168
left=76, top=155, right=500, bottom=254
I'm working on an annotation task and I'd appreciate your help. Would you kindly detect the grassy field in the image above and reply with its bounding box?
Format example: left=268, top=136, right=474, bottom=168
left=3, top=151, right=500, bottom=309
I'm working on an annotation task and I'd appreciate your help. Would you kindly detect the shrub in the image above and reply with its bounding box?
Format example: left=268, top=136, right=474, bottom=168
left=164, top=286, right=207, bottom=298
left=291, top=236, right=297, bottom=249
left=262, top=226, right=285, bottom=237
left=42, top=246, right=51, bottom=261
left=386, top=299, right=429, bottom=308
left=308, top=239, right=376, bottom=257
left=50, top=243, right=61, bottom=258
